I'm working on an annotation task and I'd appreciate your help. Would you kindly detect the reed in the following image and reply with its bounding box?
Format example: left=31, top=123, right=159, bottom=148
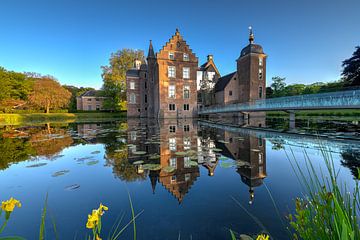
left=287, top=146, right=360, bottom=240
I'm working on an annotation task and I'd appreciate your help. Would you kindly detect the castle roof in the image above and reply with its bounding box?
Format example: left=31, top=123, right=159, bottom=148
left=126, top=69, right=140, bottom=77
left=240, top=43, right=264, bottom=57
left=80, top=90, right=104, bottom=97
left=199, top=57, right=220, bottom=76
left=214, top=71, right=236, bottom=92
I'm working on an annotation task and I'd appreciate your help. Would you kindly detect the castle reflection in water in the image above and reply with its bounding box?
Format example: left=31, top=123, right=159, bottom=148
left=124, top=118, right=267, bottom=204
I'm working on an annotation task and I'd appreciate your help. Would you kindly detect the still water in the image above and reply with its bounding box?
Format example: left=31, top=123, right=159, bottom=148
left=0, top=117, right=359, bottom=239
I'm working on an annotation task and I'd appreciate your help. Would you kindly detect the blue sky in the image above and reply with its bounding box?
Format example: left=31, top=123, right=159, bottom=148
left=0, top=0, right=359, bottom=89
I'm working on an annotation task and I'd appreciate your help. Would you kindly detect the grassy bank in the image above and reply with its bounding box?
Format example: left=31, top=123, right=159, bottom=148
left=267, top=109, right=360, bottom=117
left=0, top=112, right=126, bottom=125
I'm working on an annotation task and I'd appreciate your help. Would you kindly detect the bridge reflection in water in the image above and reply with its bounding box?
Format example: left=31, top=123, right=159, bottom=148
left=126, top=118, right=267, bottom=204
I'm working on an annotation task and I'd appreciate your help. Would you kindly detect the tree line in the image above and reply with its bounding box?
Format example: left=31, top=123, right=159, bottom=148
left=0, top=67, right=96, bottom=113
left=267, top=46, right=360, bottom=98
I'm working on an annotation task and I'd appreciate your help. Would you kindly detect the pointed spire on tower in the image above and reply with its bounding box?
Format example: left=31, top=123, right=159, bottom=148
left=147, top=40, right=155, bottom=58
left=248, top=26, right=254, bottom=44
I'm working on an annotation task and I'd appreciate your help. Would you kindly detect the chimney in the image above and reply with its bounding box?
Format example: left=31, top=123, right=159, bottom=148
left=207, top=54, right=213, bottom=62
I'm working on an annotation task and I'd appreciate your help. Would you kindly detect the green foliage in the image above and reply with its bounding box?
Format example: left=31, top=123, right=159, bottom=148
left=0, top=67, right=34, bottom=111
left=267, top=76, right=346, bottom=98
left=342, top=46, right=360, bottom=86
left=288, top=148, right=360, bottom=240
left=0, top=112, right=126, bottom=125
left=0, top=137, right=36, bottom=169
left=270, top=76, right=286, bottom=97
left=101, top=49, right=144, bottom=111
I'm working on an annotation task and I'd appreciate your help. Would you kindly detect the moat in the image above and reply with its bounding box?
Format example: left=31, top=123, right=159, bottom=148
left=0, top=117, right=359, bottom=239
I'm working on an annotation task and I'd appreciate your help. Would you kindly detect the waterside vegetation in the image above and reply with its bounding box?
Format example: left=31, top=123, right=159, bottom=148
left=0, top=112, right=126, bottom=125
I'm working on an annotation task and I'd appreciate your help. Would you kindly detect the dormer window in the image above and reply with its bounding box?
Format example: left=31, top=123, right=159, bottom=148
left=169, top=52, right=174, bottom=60
left=183, top=53, right=189, bottom=61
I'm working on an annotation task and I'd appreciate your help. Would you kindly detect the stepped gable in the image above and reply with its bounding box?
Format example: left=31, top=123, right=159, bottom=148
left=156, top=29, right=198, bottom=61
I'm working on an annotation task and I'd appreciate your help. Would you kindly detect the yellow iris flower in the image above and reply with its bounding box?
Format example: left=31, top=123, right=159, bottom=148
left=1, top=197, right=21, bottom=213
left=256, top=234, right=270, bottom=240
left=86, top=203, right=108, bottom=229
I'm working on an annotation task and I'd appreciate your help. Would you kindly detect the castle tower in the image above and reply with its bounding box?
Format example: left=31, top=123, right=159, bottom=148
left=146, top=40, right=156, bottom=117
left=237, top=27, right=267, bottom=103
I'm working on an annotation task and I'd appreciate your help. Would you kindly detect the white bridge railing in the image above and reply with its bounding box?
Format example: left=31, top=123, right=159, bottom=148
left=198, top=90, right=360, bottom=114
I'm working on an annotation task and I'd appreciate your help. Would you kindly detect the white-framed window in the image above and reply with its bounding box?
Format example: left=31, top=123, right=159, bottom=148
left=207, top=71, right=215, bottom=81
left=170, top=158, right=177, bottom=168
left=169, top=137, right=176, bottom=151
left=169, top=52, right=174, bottom=60
left=184, top=157, right=191, bottom=168
left=259, top=166, right=264, bottom=175
left=184, top=137, right=191, bottom=150
left=169, top=85, right=176, bottom=98
left=183, top=86, right=190, bottom=99
left=169, top=104, right=176, bottom=111
left=168, top=66, right=176, bottom=78
left=183, top=67, right=190, bottom=79
left=259, top=68, right=263, bottom=80
left=129, top=81, right=135, bottom=90
left=129, top=93, right=136, bottom=103
left=259, top=153, right=263, bottom=164
left=183, top=53, right=189, bottom=61
left=259, top=57, right=263, bottom=66
left=130, top=131, right=137, bottom=141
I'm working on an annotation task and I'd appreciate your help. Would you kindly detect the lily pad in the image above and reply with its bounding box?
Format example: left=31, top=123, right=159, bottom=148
left=162, top=166, right=176, bottom=173
left=220, top=162, right=234, bottom=168
left=143, top=164, right=162, bottom=171
left=87, top=160, right=99, bottom=166
left=149, top=155, right=161, bottom=160
left=218, top=140, right=229, bottom=144
left=26, top=163, right=47, bottom=168
left=189, top=161, right=198, bottom=167
left=133, top=160, right=144, bottom=165
left=52, top=170, right=70, bottom=177
left=133, top=151, right=147, bottom=155
left=91, top=151, right=101, bottom=154
left=211, top=148, right=223, bottom=152
left=175, top=152, right=187, bottom=156
left=65, top=184, right=80, bottom=191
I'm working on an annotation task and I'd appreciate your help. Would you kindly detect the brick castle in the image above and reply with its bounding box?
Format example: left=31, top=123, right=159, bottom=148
left=126, top=28, right=266, bottom=118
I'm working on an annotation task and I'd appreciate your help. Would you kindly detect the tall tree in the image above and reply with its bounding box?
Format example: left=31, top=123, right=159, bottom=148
left=101, top=49, right=144, bottom=111
left=342, top=46, right=360, bottom=86
left=28, top=77, right=71, bottom=113
left=270, top=76, right=286, bottom=97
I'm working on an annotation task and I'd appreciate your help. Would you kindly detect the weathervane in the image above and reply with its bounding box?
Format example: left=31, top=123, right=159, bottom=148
left=249, top=26, right=254, bottom=44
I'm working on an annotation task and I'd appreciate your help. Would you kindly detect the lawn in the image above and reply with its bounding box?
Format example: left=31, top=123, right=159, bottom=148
left=0, top=112, right=126, bottom=125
